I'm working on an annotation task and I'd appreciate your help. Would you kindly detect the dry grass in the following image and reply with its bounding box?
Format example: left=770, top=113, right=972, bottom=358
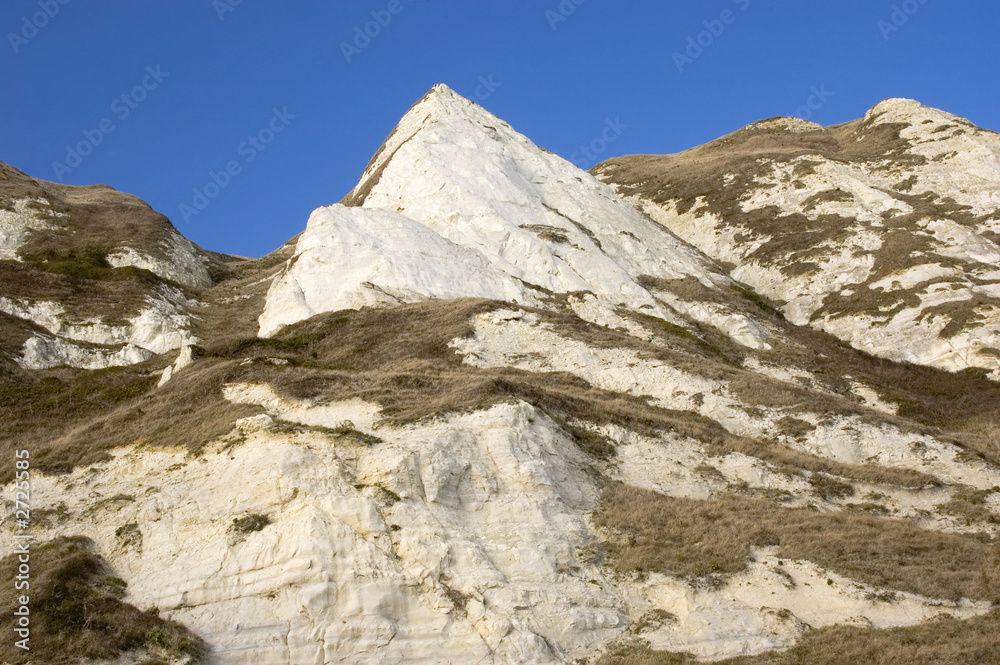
left=0, top=159, right=236, bottom=331
left=1, top=160, right=222, bottom=279
left=231, top=514, right=271, bottom=533
left=601, top=610, right=1000, bottom=665
left=596, top=483, right=1000, bottom=602
left=593, top=113, right=1000, bottom=337
left=656, top=271, right=1000, bottom=472
left=519, top=224, right=571, bottom=244
left=0, top=259, right=165, bottom=325
left=191, top=239, right=297, bottom=343
left=814, top=191, right=997, bottom=325
left=938, top=486, right=1000, bottom=527
left=243, top=301, right=941, bottom=489
left=0, top=312, right=37, bottom=372
left=2, top=297, right=944, bottom=490
left=0, top=362, right=158, bottom=481
left=0, top=358, right=261, bottom=483
left=0, top=228, right=294, bottom=482
left=593, top=114, right=923, bottom=269
left=0, top=536, right=205, bottom=664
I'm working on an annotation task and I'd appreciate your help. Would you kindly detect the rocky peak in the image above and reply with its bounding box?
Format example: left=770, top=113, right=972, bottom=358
left=864, top=97, right=955, bottom=126
left=260, top=85, right=729, bottom=337
left=742, top=116, right=826, bottom=134
left=343, top=83, right=501, bottom=206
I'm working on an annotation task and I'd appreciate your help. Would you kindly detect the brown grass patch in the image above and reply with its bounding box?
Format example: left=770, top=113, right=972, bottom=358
left=596, top=483, right=1000, bottom=602
left=1, top=160, right=221, bottom=279
left=601, top=610, right=1000, bottom=665
left=0, top=358, right=261, bottom=483
left=2, top=297, right=943, bottom=490
left=0, top=259, right=167, bottom=325
left=593, top=115, right=923, bottom=270
left=593, top=113, right=1000, bottom=352
left=0, top=536, right=205, bottom=664
left=243, top=301, right=938, bottom=489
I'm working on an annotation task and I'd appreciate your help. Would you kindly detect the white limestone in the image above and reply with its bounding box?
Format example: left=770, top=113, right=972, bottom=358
left=452, top=309, right=1000, bottom=490
left=3, top=288, right=195, bottom=369
left=158, top=344, right=196, bottom=387
left=0, top=197, right=61, bottom=259
left=607, top=99, right=1000, bottom=376
left=8, top=90, right=1000, bottom=665
left=260, top=84, right=728, bottom=337
left=258, top=205, right=531, bottom=337
left=20, top=334, right=154, bottom=370
left=7, top=391, right=989, bottom=664
left=628, top=551, right=989, bottom=661
left=106, top=231, right=213, bottom=289
left=15, top=398, right=625, bottom=665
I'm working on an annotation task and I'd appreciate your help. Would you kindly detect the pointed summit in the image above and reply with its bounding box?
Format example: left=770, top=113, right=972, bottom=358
left=342, top=83, right=515, bottom=207
left=345, top=84, right=721, bottom=295
left=259, top=86, right=728, bottom=336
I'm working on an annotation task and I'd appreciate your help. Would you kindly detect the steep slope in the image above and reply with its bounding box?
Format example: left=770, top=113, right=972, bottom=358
left=259, top=85, right=729, bottom=337
left=0, top=161, right=223, bottom=369
left=4, top=90, right=1000, bottom=665
left=594, top=99, right=1000, bottom=377
left=12, top=297, right=1000, bottom=664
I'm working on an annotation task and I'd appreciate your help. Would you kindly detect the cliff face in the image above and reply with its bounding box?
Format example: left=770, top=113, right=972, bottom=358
left=3, top=88, right=1000, bottom=665
left=259, top=84, right=727, bottom=339
left=595, top=98, right=1000, bottom=377
left=0, top=161, right=221, bottom=370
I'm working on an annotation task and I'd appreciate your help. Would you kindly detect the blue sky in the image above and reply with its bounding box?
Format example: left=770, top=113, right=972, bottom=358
left=1, top=0, right=997, bottom=258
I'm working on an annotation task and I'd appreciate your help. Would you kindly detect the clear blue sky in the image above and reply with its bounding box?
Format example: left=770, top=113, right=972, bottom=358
left=1, top=0, right=997, bottom=258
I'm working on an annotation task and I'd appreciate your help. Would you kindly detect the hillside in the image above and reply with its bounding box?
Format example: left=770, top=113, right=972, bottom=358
left=2, top=87, right=1000, bottom=665
left=0, top=161, right=227, bottom=370
left=594, top=99, right=1000, bottom=378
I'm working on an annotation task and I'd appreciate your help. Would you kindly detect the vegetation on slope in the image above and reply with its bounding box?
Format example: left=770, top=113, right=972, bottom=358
left=596, top=482, right=1000, bottom=602
left=0, top=536, right=205, bottom=664
left=601, top=609, right=1000, bottom=665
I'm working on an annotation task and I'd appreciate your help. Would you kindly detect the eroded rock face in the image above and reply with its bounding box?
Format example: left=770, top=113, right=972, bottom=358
left=104, top=236, right=214, bottom=290
left=0, top=197, right=61, bottom=260
left=0, top=163, right=216, bottom=289
left=0, top=162, right=219, bottom=369
left=258, top=205, right=530, bottom=337
left=5, top=90, right=1000, bottom=665
left=23, top=399, right=621, bottom=665
left=259, top=85, right=731, bottom=338
left=596, top=98, right=1000, bottom=376
left=15, top=390, right=990, bottom=665
left=452, top=309, right=1000, bottom=490
left=0, top=287, right=196, bottom=370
